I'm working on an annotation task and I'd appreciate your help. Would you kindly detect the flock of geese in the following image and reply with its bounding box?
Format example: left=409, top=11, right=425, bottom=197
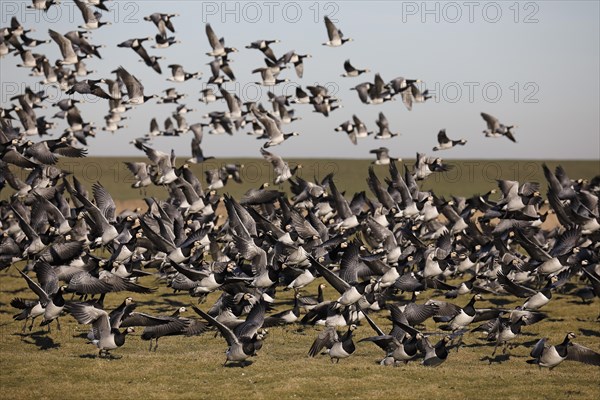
left=1, top=1, right=599, bottom=371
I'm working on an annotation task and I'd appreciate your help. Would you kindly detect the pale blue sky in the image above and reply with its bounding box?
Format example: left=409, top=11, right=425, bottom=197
left=1, top=1, right=599, bottom=159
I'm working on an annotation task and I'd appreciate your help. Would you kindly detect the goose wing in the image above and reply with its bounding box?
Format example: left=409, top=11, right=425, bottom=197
left=308, top=255, right=351, bottom=294
left=308, top=326, right=338, bottom=357
left=192, top=305, right=239, bottom=346
left=324, top=16, right=340, bottom=41
left=480, top=112, right=499, bottom=131
left=566, top=343, right=600, bottom=366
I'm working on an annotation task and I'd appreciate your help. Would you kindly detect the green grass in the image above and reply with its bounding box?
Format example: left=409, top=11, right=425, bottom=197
left=5, top=158, right=598, bottom=205
left=1, top=269, right=599, bottom=400
left=1, top=159, right=599, bottom=399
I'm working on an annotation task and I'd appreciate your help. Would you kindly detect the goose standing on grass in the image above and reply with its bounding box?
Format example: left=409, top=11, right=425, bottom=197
left=528, top=332, right=600, bottom=369
left=323, top=16, right=353, bottom=47
left=481, top=112, right=517, bottom=142
left=433, top=129, right=467, bottom=151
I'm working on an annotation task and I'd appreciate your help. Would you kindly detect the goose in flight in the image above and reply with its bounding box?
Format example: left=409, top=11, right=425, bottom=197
left=481, top=112, right=517, bottom=142
left=341, top=59, right=370, bottom=77
left=323, top=16, right=353, bottom=47
left=433, top=129, right=467, bottom=151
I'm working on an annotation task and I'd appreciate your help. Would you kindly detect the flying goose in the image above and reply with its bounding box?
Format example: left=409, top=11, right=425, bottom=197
left=278, top=51, right=311, bottom=78
left=433, top=129, right=467, bottom=151
left=397, top=322, right=455, bottom=367
left=205, top=23, right=238, bottom=57
left=117, top=37, right=153, bottom=49
left=254, top=110, right=299, bottom=147
left=253, top=67, right=288, bottom=86
left=144, top=12, right=179, bottom=38
left=481, top=112, right=517, bottom=142
left=373, top=112, right=398, bottom=139
left=308, top=255, right=372, bottom=310
left=487, top=315, right=529, bottom=356
left=11, top=297, right=45, bottom=332
left=167, top=64, right=201, bottom=82
left=370, top=147, right=399, bottom=165
left=136, top=143, right=177, bottom=184
left=192, top=305, right=264, bottom=367
left=67, top=302, right=135, bottom=358
left=323, top=16, right=353, bottom=47
left=120, top=307, right=208, bottom=351
left=28, top=0, right=59, bottom=11
left=341, top=59, right=370, bottom=77
left=125, top=162, right=152, bottom=190
left=115, top=66, right=157, bottom=105
left=18, top=267, right=65, bottom=332
left=152, top=33, right=180, bottom=48
left=497, top=272, right=558, bottom=310
left=413, top=152, right=452, bottom=180
left=528, top=332, right=600, bottom=369
left=70, top=186, right=118, bottom=246
left=359, top=305, right=423, bottom=365
left=199, top=88, right=220, bottom=104
left=246, top=39, right=280, bottom=61
left=260, top=148, right=300, bottom=184
left=308, top=324, right=357, bottom=362
left=74, top=0, right=111, bottom=30
left=48, top=29, right=83, bottom=65
left=430, top=294, right=483, bottom=332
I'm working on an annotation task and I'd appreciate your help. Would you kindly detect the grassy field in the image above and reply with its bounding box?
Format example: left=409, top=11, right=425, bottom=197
left=1, top=158, right=599, bottom=399
left=5, top=157, right=598, bottom=206
left=0, top=269, right=599, bottom=400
